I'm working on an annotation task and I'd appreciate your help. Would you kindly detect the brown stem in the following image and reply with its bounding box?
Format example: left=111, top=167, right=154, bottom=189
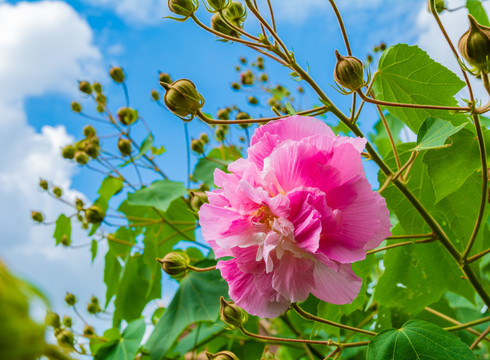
left=470, top=325, right=490, bottom=350
left=444, top=315, right=490, bottom=331
left=367, top=238, right=435, bottom=255
left=328, top=0, right=352, bottom=56
left=266, top=0, right=276, bottom=33
left=387, top=233, right=434, bottom=240
left=373, top=95, right=401, bottom=169
left=467, top=248, right=490, bottom=263
left=425, top=307, right=490, bottom=341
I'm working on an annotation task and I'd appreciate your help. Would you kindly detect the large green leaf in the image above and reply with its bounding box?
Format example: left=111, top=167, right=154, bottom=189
left=53, top=214, right=71, bottom=245
left=193, top=146, right=241, bottom=187
left=367, top=320, right=475, bottom=360
left=127, top=180, right=186, bottom=212
left=372, top=44, right=467, bottom=133
left=466, top=0, right=490, bottom=26
left=103, top=251, right=122, bottom=308
left=145, top=268, right=228, bottom=360
left=94, top=319, right=146, bottom=360
left=414, top=117, right=467, bottom=151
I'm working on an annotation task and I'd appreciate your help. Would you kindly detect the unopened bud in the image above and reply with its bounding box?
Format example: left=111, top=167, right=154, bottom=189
left=87, top=298, right=101, bottom=314
left=217, top=108, right=230, bottom=120
left=211, top=13, right=240, bottom=38
left=236, top=111, right=250, bottom=120
left=231, top=82, right=240, bottom=90
left=157, top=251, right=190, bottom=278
left=75, top=198, right=84, bottom=210
left=109, top=66, right=125, bottom=83
left=92, top=82, right=102, bottom=94
left=199, top=132, right=209, bottom=144
left=459, top=15, right=490, bottom=72
left=168, top=0, right=199, bottom=19
left=53, top=186, right=63, bottom=198
left=151, top=90, right=160, bottom=101
left=219, top=297, right=247, bottom=330
left=45, top=311, right=61, bottom=328
left=61, top=145, right=76, bottom=160
left=65, top=292, right=77, bottom=306
left=190, top=191, right=208, bottom=212
left=159, top=72, right=172, bottom=85
left=39, top=179, right=48, bottom=190
left=84, top=141, right=99, bottom=158
left=240, top=70, right=254, bottom=85
left=205, top=351, right=240, bottom=360
left=260, top=73, right=268, bottom=82
left=191, top=139, right=205, bottom=154
left=85, top=205, right=105, bottom=224
left=74, top=151, right=89, bottom=165
left=71, top=101, right=82, bottom=113
left=215, top=125, right=228, bottom=141
left=205, top=0, right=231, bottom=12
left=62, top=315, right=72, bottom=328
left=56, top=330, right=74, bottom=347
left=162, top=79, right=204, bottom=120
left=379, top=42, right=386, bottom=51
left=83, top=325, right=95, bottom=336
left=78, top=81, right=92, bottom=95
left=333, top=50, right=365, bottom=91
left=61, top=235, right=71, bottom=247
left=117, top=107, right=139, bottom=125
left=239, top=57, right=247, bottom=64
left=247, top=96, right=258, bottom=105
left=118, top=138, right=132, bottom=156
left=223, top=1, right=246, bottom=23
left=95, top=94, right=106, bottom=106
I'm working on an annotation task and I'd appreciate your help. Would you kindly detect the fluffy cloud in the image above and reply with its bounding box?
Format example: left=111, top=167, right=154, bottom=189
left=84, top=0, right=168, bottom=25
left=0, top=1, right=104, bottom=308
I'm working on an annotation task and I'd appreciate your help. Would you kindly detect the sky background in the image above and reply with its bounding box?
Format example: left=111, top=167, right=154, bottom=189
left=1, top=0, right=488, bottom=336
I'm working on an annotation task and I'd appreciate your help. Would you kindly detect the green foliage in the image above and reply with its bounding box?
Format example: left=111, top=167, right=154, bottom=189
left=414, top=117, right=467, bottom=151
left=466, top=0, right=490, bottom=26
left=127, top=180, right=187, bottom=212
left=193, top=146, right=240, bottom=187
left=92, top=319, right=145, bottom=360
left=53, top=214, right=71, bottom=245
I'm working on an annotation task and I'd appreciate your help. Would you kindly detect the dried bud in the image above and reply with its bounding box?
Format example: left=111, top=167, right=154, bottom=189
left=190, top=191, right=208, bottom=212
left=168, top=0, right=199, bottom=19
left=151, top=89, right=160, bottom=101
left=45, top=311, right=61, bottom=328
left=83, top=125, right=96, bottom=138
left=71, top=101, right=82, bottom=113
left=74, top=151, right=89, bottom=165
left=92, top=82, right=102, bottom=93
left=223, top=1, right=246, bottom=23
left=61, top=145, right=76, bottom=159
left=157, top=251, right=190, bottom=278
left=199, top=132, right=209, bottom=144
left=206, top=351, right=240, bottom=360
left=56, top=329, right=75, bottom=347
left=117, top=107, right=139, bottom=125
left=162, top=79, right=204, bottom=120
left=78, top=81, right=92, bottom=95
left=118, top=138, right=132, bottom=156
left=247, top=96, right=258, bottom=105
left=85, top=205, right=105, bottom=224
left=191, top=139, right=205, bottom=154
left=109, top=66, right=125, bottom=83
left=53, top=186, right=63, bottom=198
left=219, top=297, right=247, bottom=330
left=159, top=72, right=172, bottom=85
left=240, top=70, right=254, bottom=85
left=205, top=0, right=231, bottom=12
left=75, top=198, right=84, bottom=210
left=333, top=50, right=365, bottom=91
left=62, top=315, right=72, bottom=328
left=211, top=13, right=240, bottom=38
left=83, top=325, right=95, bottom=336
left=65, top=292, right=77, bottom=306
left=459, top=15, right=490, bottom=72
left=231, top=82, right=240, bottom=90
left=39, top=179, right=48, bottom=190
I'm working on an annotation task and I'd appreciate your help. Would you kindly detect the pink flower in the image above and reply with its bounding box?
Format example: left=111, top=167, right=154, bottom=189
left=199, top=116, right=391, bottom=318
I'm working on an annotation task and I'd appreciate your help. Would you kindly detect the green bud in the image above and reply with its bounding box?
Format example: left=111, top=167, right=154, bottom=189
left=109, top=66, right=125, bottom=83
left=78, top=81, right=92, bottom=95
left=65, top=292, right=77, bottom=306
left=247, top=96, right=258, bottom=105
left=77, top=214, right=84, bottom=222
left=45, top=311, right=61, bottom=328
left=56, top=329, right=74, bottom=347
left=83, top=125, right=96, bottom=138
left=39, top=179, right=48, bottom=190
left=240, top=70, right=254, bottom=85
left=53, top=186, right=63, bottom=198
left=260, top=73, right=268, bottom=82
left=217, top=108, right=230, bottom=120
left=206, top=351, right=240, bottom=360
left=429, top=0, right=446, bottom=13
left=92, top=82, right=102, bottom=93
left=157, top=251, right=190, bottom=278
left=89, top=295, right=99, bottom=305
left=219, top=297, right=247, bottom=330
left=96, top=105, right=104, bottom=113
left=211, top=13, right=240, bottom=38
left=85, top=205, right=105, bottom=224
left=298, top=86, right=304, bottom=94
left=84, top=141, right=99, bottom=158
left=191, top=139, right=205, bottom=154
left=74, top=151, right=89, bottom=165
left=83, top=324, right=95, bottom=336
left=71, top=101, right=82, bottom=113
left=61, top=145, right=76, bottom=159
left=367, top=54, right=373, bottom=63
left=190, top=191, right=208, bottom=212
left=162, top=79, right=204, bottom=120
left=333, top=50, right=365, bottom=91
left=223, top=1, right=246, bottom=23
left=61, top=235, right=71, bottom=247
left=117, top=107, right=139, bottom=125
left=75, top=198, right=84, bottom=210
left=62, top=315, right=72, bottom=328
left=151, top=89, right=160, bottom=101
left=168, top=0, right=199, bottom=19
left=87, top=296, right=101, bottom=314
left=236, top=111, right=250, bottom=120
left=215, top=125, right=228, bottom=141
left=239, top=57, right=247, bottom=64
left=459, top=15, right=490, bottom=72
left=159, top=72, right=173, bottom=85
left=231, top=82, right=240, bottom=90
left=118, top=138, right=132, bottom=156
left=379, top=42, right=386, bottom=51
left=95, top=94, right=106, bottom=106
left=205, top=0, right=231, bottom=12
left=199, top=132, right=209, bottom=144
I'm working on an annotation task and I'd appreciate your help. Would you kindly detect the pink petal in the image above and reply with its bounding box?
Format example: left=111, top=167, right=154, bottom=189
left=272, top=252, right=315, bottom=302
left=311, top=262, right=362, bottom=305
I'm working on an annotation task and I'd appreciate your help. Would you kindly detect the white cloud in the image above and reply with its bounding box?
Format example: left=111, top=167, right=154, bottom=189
left=85, top=0, right=168, bottom=25
left=0, top=1, right=105, bottom=309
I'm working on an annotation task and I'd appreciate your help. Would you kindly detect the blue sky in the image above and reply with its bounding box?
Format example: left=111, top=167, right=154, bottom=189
left=1, top=0, right=484, bottom=333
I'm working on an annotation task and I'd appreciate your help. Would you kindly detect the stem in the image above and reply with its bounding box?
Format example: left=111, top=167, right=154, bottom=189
left=425, top=307, right=490, bottom=341
left=280, top=314, right=323, bottom=360
left=266, top=0, right=277, bottom=33
left=445, top=315, right=490, bottom=331
left=356, top=90, right=470, bottom=112
left=184, top=122, right=191, bottom=188
left=471, top=325, right=490, bottom=350
left=392, top=152, right=416, bottom=182
left=122, top=82, right=130, bottom=107
left=328, top=0, right=352, bottom=56
left=374, top=98, right=401, bottom=169
left=467, top=248, right=490, bottom=263
left=218, top=10, right=261, bottom=41
left=187, top=264, right=216, bottom=272
left=291, top=303, right=376, bottom=336
left=387, top=233, right=434, bottom=240
left=367, top=238, right=435, bottom=255
left=44, top=345, right=74, bottom=360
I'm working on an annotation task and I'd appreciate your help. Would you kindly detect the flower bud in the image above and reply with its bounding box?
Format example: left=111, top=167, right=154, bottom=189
left=205, top=0, right=231, bottom=12
left=56, top=329, right=75, bottom=347
left=206, top=351, right=240, bottom=360
left=190, top=191, right=208, bottom=212
left=199, top=132, right=209, bottom=144
left=247, top=96, right=258, bottom=105
left=85, top=205, right=105, bottom=224
left=458, top=15, right=490, bottom=72
left=61, top=235, right=71, bottom=247
left=62, top=315, right=72, bottom=328
left=191, top=139, right=205, bottom=155
left=223, top=1, right=246, bottom=23
left=65, top=292, right=77, bottom=306
left=109, top=66, right=125, bottom=83
left=231, top=82, right=240, bottom=90
left=92, top=82, right=102, bottom=94
left=83, top=324, right=95, bottom=336
left=39, top=179, right=48, bottom=190
left=211, top=13, right=240, bottom=38
left=95, top=94, right=106, bottom=106
left=260, top=73, right=268, bottom=82
left=217, top=108, right=230, bottom=120
left=236, top=111, right=250, bottom=120
left=333, top=50, right=365, bottom=91
left=168, top=0, right=199, bottom=19
left=84, top=141, right=99, bottom=158
left=151, top=89, right=160, bottom=101
left=219, top=297, right=247, bottom=330
left=215, top=125, right=228, bottom=141
left=87, top=296, right=101, bottom=314
left=159, top=72, right=172, bottom=85
left=74, top=151, right=89, bottom=165
left=78, top=81, right=92, bottom=95
left=61, top=145, right=76, bottom=159
left=118, top=138, right=132, bottom=156
left=45, top=311, right=61, bottom=328
left=96, top=105, right=104, bottom=113
left=84, top=125, right=96, bottom=138
left=53, top=186, right=63, bottom=198
left=71, top=101, right=82, bottom=113
left=240, top=70, right=254, bottom=85
left=75, top=198, right=84, bottom=210
left=157, top=251, right=190, bottom=278
left=117, top=107, right=139, bottom=125
left=429, top=0, right=446, bottom=13
left=379, top=42, right=386, bottom=51
left=239, top=57, right=247, bottom=64
left=162, top=79, right=204, bottom=120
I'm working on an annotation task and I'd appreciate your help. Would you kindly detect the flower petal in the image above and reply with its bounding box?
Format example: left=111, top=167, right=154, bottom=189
left=272, top=252, right=314, bottom=302
left=311, top=262, right=362, bottom=305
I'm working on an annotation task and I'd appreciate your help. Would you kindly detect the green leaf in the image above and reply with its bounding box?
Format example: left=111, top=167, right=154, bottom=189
left=103, top=251, right=122, bottom=308
left=367, top=320, right=475, bottom=360
left=414, top=117, right=467, bottom=151
left=151, top=145, right=165, bottom=155
left=372, top=44, right=467, bottom=133
left=466, top=0, right=490, bottom=26
left=98, top=176, right=124, bottom=202
left=90, top=239, right=98, bottom=263
left=285, top=102, right=297, bottom=115
left=193, top=147, right=240, bottom=187
left=53, top=214, right=71, bottom=245
left=145, top=268, right=228, bottom=360
left=127, top=180, right=186, bottom=212
left=94, top=318, right=146, bottom=360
